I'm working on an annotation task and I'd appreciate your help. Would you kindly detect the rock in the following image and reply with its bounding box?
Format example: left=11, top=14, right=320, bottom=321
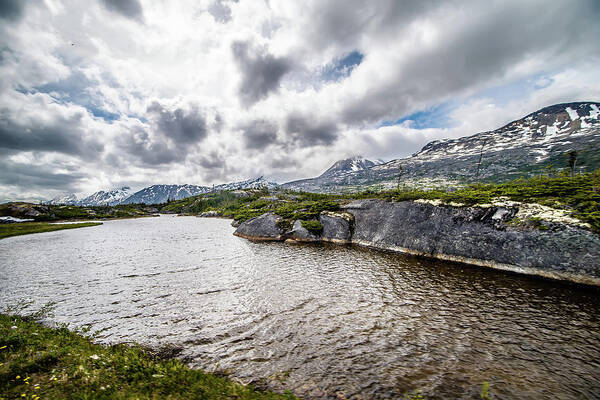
left=288, top=220, right=321, bottom=242
left=343, top=199, right=600, bottom=285
left=199, top=210, right=220, bottom=218
left=231, top=220, right=241, bottom=227
left=233, top=213, right=286, bottom=241
left=231, top=190, right=250, bottom=198
left=319, top=211, right=353, bottom=243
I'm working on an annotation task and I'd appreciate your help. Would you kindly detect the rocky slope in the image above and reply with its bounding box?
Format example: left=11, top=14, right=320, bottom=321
left=120, top=184, right=210, bottom=205
left=79, top=187, right=132, bottom=206
left=283, top=156, right=383, bottom=192
left=283, top=102, right=600, bottom=192
left=233, top=200, right=600, bottom=286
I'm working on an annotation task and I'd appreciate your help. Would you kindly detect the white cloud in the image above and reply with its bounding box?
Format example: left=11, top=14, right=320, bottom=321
left=0, top=0, right=599, bottom=201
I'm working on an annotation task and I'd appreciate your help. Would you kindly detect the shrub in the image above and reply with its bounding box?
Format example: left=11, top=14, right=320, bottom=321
left=300, top=220, right=323, bottom=234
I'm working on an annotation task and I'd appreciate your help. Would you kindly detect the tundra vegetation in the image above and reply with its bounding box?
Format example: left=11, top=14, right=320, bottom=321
left=1, top=170, right=599, bottom=237
left=0, top=307, right=296, bottom=400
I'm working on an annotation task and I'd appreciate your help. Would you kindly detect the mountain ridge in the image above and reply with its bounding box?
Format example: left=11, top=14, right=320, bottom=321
left=283, top=101, right=600, bottom=192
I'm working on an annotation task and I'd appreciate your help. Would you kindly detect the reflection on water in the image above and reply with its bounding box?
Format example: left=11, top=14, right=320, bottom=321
left=0, top=215, right=599, bottom=399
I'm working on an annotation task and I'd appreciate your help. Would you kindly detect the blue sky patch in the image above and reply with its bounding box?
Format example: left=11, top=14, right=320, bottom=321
left=379, top=103, right=455, bottom=130
left=321, top=50, right=364, bottom=82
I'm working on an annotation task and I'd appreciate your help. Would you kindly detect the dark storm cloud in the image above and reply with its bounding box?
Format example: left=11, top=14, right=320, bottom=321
left=117, top=126, right=180, bottom=165
left=231, top=40, right=292, bottom=107
left=302, top=0, right=600, bottom=125
left=100, top=0, right=144, bottom=22
left=302, top=0, right=443, bottom=52
left=0, top=110, right=104, bottom=160
left=0, top=159, right=85, bottom=190
left=147, top=101, right=208, bottom=144
left=285, top=114, right=338, bottom=147
left=199, top=151, right=225, bottom=169
left=117, top=102, right=211, bottom=166
left=0, top=0, right=24, bottom=20
left=239, top=119, right=278, bottom=150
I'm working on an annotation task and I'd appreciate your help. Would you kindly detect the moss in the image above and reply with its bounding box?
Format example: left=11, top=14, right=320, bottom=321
left=0, top=313, right=296, bottom=400
left=300, top=220, right=323, bottom=234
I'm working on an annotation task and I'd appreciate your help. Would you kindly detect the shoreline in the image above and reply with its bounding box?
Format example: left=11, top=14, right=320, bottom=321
left=0, top=313, right=296, bottom=399
left=232, top=200, right=600, bottom=287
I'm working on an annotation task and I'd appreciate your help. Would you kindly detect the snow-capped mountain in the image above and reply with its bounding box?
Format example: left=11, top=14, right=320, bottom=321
left=321, top=156, right=380, bottom=177
left=80, top=187, right=132, bottom=206
left=283, top=156, right=383, bottom=191
left=48, top=193, right=79, bottom=205
left=283, top=102, right=600, bottom=192
left=120, top=184, right=211, bottom=205
left=213, top=176, right=279, bottom=191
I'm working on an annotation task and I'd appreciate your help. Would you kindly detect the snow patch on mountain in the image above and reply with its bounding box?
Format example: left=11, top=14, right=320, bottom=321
left=80, top=187, right=132, bottom=206
left=48, top=193, right=79, bottom=205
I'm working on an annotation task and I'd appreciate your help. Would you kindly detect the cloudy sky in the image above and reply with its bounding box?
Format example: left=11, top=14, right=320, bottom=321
left=1, top=0, right=599, bottom=201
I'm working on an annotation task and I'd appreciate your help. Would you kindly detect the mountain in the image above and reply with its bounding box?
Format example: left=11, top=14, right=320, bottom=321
left=80, top=187, right=132, bottom=206
left=283, top=156, right=383, bottom=192
left=213, top=176, right=279, bottom=191
left=120, top=184, right=210, bottom=205
left=48, top=193, right=79, bottom=205
left=283, top=102, right=600, bottom=192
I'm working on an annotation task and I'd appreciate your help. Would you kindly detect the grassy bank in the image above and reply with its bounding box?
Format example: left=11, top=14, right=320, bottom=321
left=0, top=222, right=103, bottom=240
left=0, top=313, right=295, bottom=400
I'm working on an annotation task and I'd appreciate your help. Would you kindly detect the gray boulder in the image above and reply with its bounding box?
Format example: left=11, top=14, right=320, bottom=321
left=233, top=213, right=286, bottom=241
left=199, top=210, right=220, bottom=217
left=288, top=220, right=321, bottom=242
left=320, top=211, right=353, bottom=243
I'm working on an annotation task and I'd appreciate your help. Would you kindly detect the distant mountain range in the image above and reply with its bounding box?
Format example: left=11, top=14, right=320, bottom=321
left=50, top=177, right=278, bottom=206
left=48, top=102, right=600, bottom=202
left=282, top=101, right=600, bottom=192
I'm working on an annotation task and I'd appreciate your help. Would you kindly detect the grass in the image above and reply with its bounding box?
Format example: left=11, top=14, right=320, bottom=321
left=0, top=222, right=103, bottom=240
left=0, top=313, right=296, bottom=400
left=158, top=170, right=600, bottom=232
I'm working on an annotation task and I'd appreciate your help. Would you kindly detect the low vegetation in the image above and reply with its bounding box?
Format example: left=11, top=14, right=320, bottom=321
left=0, top=312, right=296, bottom=400
left=1, top=170, right=598, bottom=236
left=0, top=222, right=102, bottom=240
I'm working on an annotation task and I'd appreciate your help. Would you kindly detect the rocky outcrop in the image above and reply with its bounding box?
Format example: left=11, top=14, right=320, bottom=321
left=344, top=200, right=600, bottom=285
left=287, top=220, right=320, bottom=242
left=199, top=210, right=220, bottom=218
left=319, top=211, right=353, bottom=243
left=233, top=213, right=286, bottom=241
left=233, top=200, right=600, bottom=286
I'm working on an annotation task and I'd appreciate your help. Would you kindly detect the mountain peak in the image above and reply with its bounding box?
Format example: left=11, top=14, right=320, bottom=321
left=320, top=156, right=377, bottom=178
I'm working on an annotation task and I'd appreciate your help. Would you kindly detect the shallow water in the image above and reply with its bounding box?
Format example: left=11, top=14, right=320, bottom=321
left=1, top=215, right=599, bottom=399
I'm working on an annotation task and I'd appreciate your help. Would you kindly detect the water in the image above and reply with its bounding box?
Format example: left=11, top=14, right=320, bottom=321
left=1, top=215, right=599, bottom=399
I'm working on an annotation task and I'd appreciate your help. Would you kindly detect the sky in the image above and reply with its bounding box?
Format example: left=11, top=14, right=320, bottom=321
left=1, top=0, right=599, bottom=202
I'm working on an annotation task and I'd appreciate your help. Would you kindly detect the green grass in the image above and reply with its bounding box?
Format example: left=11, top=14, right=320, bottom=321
left=300, top=220, right=323, bottom=234
left=0, top=313, right=296, bottom=400
left=0, top=222, right=103, bottom=240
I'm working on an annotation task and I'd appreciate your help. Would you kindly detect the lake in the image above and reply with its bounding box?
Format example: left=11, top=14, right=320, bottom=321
left=1, top=215, right=598, bottom=399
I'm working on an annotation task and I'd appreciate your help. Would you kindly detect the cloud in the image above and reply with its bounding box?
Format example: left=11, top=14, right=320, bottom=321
left=0, top=0, right=25, bottom=21
left=231, top=40, right=292, bottom=107
left=207, top=0, right=233, bottom=23
left=1, top=1, right=600, bottom=201
left=99, top=0, right=144, bottom=22
left=285, top=114, right=338, bottom=147
left=147, top=101, right=209, bottom=144
left=239, top=119, right=278, bottom=150
left=115, top=102, right=213, bottom=166
left=0, top=96, right=104, bottom=160
left=0, top=159, right=86, bottom=191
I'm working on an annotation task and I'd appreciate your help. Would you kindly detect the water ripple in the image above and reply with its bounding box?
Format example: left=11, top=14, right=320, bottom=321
left=0, top=215, right=599, bottom=399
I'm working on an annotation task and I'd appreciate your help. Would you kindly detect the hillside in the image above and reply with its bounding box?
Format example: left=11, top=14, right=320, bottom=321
left=283, top=102, right=600, bottom=192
